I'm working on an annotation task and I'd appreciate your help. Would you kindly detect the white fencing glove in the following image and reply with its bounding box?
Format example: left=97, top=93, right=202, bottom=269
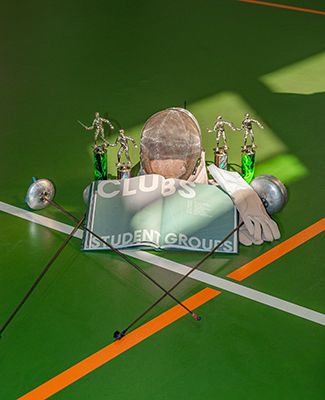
left=238, top=222, right=263, bottom=246
left=208, top=164, right=280, bottom=246
left=188, top=151, right=209, bottom=184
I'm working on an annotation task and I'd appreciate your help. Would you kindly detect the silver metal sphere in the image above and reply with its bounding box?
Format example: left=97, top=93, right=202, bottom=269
left=25, top=178, right=55, bottom=210
left=251, top=175, right=288, bottom=215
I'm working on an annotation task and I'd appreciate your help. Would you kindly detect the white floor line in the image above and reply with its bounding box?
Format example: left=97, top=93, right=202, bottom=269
left=1, top=200, right=325, bottom=326
left=123, top=250, right=325, bottom=326
left=0, top=201, right=83, bottom=239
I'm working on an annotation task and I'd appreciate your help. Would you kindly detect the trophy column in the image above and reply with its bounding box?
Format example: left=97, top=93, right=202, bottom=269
left=207, top=115, right=238, bottom=172
left=93, top=145, right=108, bottom=180
left=241, top=145, right=256, bottom=183
left=114, top=129, right=137, bottom=180
left=214, top=147, right=228, bottom=170
left=240, top=112, right=263, bottom=183
left=117, top=163, right=132, bottom=179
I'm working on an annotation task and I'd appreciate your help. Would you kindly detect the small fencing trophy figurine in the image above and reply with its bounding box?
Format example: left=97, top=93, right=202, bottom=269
left=78, top=112, right=115, bottom=180
left=78, top=112, right=114, bottom=145
left=241, top=112, right=263, bottom=150
left=111, top=129, right=138, bottom=179
left=240, top=113, right=264, bottom=183
left=207, top=115, right=239, bottom=170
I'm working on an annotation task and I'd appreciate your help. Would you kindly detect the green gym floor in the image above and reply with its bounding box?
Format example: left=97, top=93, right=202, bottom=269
left=0, top=1, right=324, bottom=399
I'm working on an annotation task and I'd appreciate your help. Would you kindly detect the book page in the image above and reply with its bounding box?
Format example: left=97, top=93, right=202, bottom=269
left=159, top=179, right=238, bottom=253
left=83, top=175, right=165, bottom=250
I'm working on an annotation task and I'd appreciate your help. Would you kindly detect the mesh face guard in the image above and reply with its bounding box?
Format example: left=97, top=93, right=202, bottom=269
left=140, top=108, right=202, bottom=180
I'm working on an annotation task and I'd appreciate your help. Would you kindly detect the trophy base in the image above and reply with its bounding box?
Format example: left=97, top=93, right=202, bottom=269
left=117, top=163, right=132, bottom=179
left=214, top=147, right=228, bottom=170
left=241, top=145, right=256, bottom=183
left=93, top=144, right=108, bottom=181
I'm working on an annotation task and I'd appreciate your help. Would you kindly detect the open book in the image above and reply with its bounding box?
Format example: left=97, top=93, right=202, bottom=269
left=82, top=174, right=238, bottom=253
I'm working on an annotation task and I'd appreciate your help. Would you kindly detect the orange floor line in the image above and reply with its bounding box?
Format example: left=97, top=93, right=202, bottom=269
left=239, top=0, right=325, bottom=16
left=227, top=218, right=325, bottom=281
left=18, top=287, right=220, bottom=400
